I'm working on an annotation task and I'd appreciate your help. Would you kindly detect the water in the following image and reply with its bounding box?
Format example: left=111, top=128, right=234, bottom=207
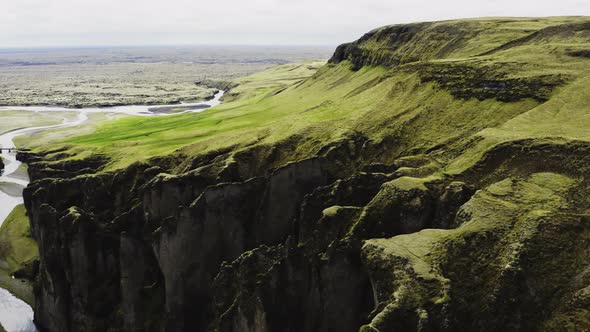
left=0, top=289, right=36, bottom=332
left=0, top=112, right=89, bottom=222
left=0, top=91, right=224, bottom=331
left=0, top=121, right=88, bottom=332
left=0, top=90, right=224, bottom=220
left=0, top=90, right=224, bottom=116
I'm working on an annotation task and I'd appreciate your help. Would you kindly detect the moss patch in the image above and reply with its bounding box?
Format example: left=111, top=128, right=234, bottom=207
left=417, top=62, right=567, bottom=102
left=0, top=205, right=38, bottom=305
left=361, top=172, right=590, bottom=330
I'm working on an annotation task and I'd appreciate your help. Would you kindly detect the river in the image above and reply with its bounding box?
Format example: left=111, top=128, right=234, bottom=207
left=0, top=91, right=223, bottom=332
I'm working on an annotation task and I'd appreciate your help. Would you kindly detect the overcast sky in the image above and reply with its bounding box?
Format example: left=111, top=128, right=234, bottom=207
left=1, top=0, right=589, bottom=48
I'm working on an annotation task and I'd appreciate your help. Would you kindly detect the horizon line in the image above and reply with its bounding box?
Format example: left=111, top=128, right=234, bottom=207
left=0, top=43, right=339, bottom=51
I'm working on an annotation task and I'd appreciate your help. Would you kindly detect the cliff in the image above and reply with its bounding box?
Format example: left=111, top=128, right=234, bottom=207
left=21, top=17, right=590, bottom=331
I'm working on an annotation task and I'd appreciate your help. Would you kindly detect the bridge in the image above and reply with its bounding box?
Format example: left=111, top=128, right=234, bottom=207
left=0, top=148, right=19, bottom=153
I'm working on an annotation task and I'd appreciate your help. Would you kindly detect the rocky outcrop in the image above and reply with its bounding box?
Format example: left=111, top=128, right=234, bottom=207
left=328, top=20, right=570, bottom=101
left=211, top=240, right=373, bottom=332
left=417, top=62, right=567, bottom=102
left=327, top=22, right=476, bottom=70
left=206, top=167, right=478, bottom=332
left=568, top=49, right=590, bottom=58
left=360, top=172, right=590, bottom=331
left=208, top=171, right=395, bottom=332
left=17, top=152, right=109, bottom=179
left=328, top=24, right=425, bottom=70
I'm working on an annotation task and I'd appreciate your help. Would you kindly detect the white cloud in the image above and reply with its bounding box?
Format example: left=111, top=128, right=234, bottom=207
left=0, top=0, right=588, bottom=47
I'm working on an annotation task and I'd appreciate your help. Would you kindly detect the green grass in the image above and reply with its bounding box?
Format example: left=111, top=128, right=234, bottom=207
left=39, top=61, right=391, bottom=169
left=0, top=205, right=37, bottom=306
left=0, top=205, right=38, bottom=273
left=446, top=74, right=590, bottom=173
left=0, top=269, right=35, bottom=306
left=24, top=17, right=590, bottom=179
left=14, top=112, right=129, bottom=148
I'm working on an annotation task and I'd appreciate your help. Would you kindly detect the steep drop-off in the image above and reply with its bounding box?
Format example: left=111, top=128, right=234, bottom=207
left=21, top=17, right=590, bottom=331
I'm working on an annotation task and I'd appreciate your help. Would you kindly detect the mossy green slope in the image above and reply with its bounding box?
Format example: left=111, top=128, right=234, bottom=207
left=25, top=17, right=590, bottom=178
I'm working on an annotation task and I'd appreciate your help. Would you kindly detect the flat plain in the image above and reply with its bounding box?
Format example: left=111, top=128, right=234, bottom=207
left=0, top=46, right=333, bottom=107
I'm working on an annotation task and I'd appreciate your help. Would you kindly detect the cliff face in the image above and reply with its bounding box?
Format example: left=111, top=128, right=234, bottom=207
left=23, top=151, right=345, bottom=331
left=328, top=21, right=493, bottom=69
left=24, top=143, right=590, bottom=331
left=22, top=146, right=465, bottom=331
left=22, top=17, right=590, bottom=332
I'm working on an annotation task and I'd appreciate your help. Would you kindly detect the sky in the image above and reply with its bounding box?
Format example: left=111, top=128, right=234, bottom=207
left=1, top=0, right=589, bottom=48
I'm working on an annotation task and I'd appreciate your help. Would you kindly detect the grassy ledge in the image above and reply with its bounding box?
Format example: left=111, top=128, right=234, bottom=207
left=0, top=205, right=38, bottom=306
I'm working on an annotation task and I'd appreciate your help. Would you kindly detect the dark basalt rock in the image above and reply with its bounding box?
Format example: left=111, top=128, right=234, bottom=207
left=21, top=132, right=476, bottom=332
left=418, top=62, right=568, bottom=102
left=211, top=241, right=374, bottom=332
left=19, top=152, right=110, bottom=180
left=353, top=177, right=436, bottom=238
left=16, top=150, right=41, bottom=164
left=433, top=181, right=475, bottom=229
left=24, top=142, right=590, bottom=331
left=25, top=153, right=337, bottom=331
left=567, top=49, right=590, bottom=58
left=152, top=177, right=268, bottom=330
left=12, top=259, right=39, bottom=280
left=298, top=172, right=391, bottom=242
left=329, top=23, right=428, bottom=70
left=359, top=163, right=398, bottom=174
